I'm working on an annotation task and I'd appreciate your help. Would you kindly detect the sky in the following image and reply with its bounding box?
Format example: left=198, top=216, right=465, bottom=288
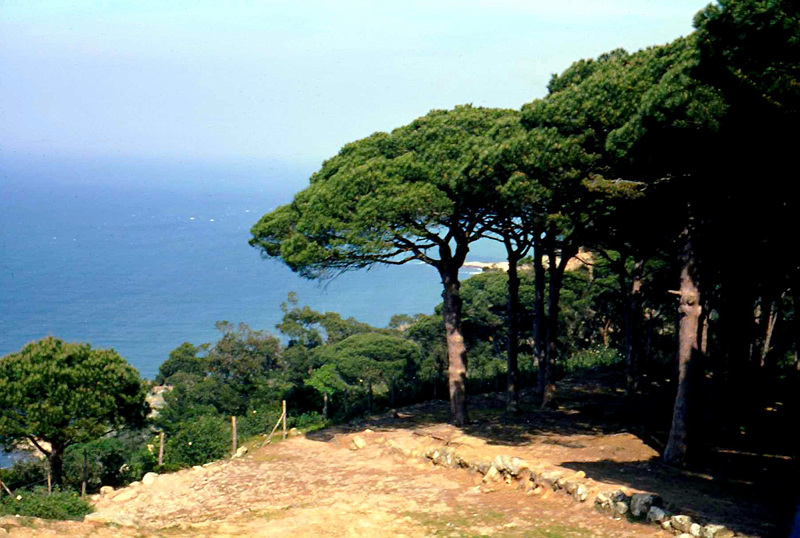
left=1, top=0, right=713, bottom=169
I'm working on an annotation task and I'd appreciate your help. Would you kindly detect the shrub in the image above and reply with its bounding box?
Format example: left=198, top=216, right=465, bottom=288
left=557, top=348, right=622, bottom=377
left=0, top=457, right=47, bottom=492
left=291, top=412, right=325, bottom=432
left=0, top=487, right=92, bottom=520
left=164, top=415, right=230, bottom=467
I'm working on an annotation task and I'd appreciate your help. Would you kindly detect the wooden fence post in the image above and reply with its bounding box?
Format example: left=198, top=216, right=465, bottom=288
left=158, top=431, right=165, bottom=466
left=231, top=415, right=238, bottom=455
left=282, top=400, right=287, bottom=440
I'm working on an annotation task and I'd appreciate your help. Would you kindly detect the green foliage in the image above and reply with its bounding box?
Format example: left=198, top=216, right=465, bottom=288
left=208, top=321, right=283, bottom=386
left=313, top=333, right=419, bottom=410
left=155, top=342, right=208, bottom=385
left=405, top=313, right=448, bottom=396
left=695, top=0, right=800, bottom=113
left=163, top=414, right=230, bottom=468
left=0, top=458, right=47, bottom=492
left=0, top=337, right=149, bottom=484
left=249, top=105, right=520, bottom=280
left=557, top=348, right=622, bottom=377
left=290, top=412, right=325, bottom=431
left=0, top=488, right=92, bottom=521
left=62, top=432, right=153, bottom=493
left=305, top=363, right=349, bottom=398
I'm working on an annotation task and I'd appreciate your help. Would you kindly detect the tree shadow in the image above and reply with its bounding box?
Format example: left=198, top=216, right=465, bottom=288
left=560, top=456, right=792, bottom=538
left=300, top=369, right=794, bottom=538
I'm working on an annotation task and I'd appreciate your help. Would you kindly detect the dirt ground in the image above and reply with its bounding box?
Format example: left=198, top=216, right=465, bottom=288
left=1, top=375, right=791, bottom=537
left=1, top=434, right=663, bottom=538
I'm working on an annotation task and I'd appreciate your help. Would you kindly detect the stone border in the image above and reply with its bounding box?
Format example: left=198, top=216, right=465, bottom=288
left=380, top=437, right=745, bottom=538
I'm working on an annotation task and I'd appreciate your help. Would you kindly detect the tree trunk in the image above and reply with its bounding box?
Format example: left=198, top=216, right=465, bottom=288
left=441, top=267, right=469, bottom=426
left=626, top=257, right=645, bottom=394
left=322, top=392, right=328, bottom=421
left=760, top=298, right=779, bottom=369
left=506, top=252, right=521, bottom=412
left=664, top=223, right=702, bottom=466
left=533, top=246, right=547, bottom=405
left=540, top=239, right=576, bottom=409
left=49, top=445, right=65, bottom=488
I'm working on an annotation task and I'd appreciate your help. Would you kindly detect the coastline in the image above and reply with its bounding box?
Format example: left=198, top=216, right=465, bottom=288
left=463, top=251, right=593, bottom=274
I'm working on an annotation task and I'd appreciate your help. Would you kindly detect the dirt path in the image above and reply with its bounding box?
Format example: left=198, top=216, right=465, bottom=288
left=2, top=430, right=662, bottom=538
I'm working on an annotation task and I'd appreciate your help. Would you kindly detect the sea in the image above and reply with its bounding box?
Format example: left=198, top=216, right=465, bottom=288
left=0, top=155, right=505, bottom=468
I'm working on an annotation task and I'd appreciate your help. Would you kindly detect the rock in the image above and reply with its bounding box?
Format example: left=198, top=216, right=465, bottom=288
left=350, top=436, right=366, bottom=450
left=703, top=524, right=735, bottom=538
left=434, top=447, right=454, bottom=467
left=564, top=480, right=579, bottom=494
left=608, top=490, right=628, bottom=503
left=630, top=493, right=660, bottom=518
left=99, top=485, right=115, bottom=496
left=614, top=501, right=629, bottom=516
left=473, top=461, right=491, bottom=475
left=363, top=429, right=374, bottom=434
left=483, top=466, right=501, bottom=483
left=662, top=521, right=674, bottom=533
left=678, top=534, right=694, bottom=538
left=516, top=469, right=534, bottom=489
left=128, top=481, right=140, bottom=488
left=508, top=457, right=529, bottom=476
left=647, top=506, right=668, bottom=524
left=493, top=455, right=512, bottom=474
left=0, top=528, right=8, bottom=535
left=672, top=515, right=693, bottom=533
left=594, top=492, right=609, bottom=506
left=111, top=488, right=138, bottom=503
left=141, top=472, right=159, bottom=486
left=234, top=446, right=248, bottom=458
left=690, top=523, right=703, bottom=537
left=539, top=471, right=563, bottom=490
left=572, top=484, right=589, bottom=502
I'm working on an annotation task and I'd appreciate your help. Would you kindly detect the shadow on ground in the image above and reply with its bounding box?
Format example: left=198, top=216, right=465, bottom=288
left=304, top=369, right=797, bottom=538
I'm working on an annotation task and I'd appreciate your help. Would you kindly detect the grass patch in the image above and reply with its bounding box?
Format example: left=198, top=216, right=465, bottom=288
left=402, top=508, right=506, bottom=536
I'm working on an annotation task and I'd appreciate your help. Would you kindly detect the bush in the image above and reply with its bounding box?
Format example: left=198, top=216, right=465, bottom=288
left=164, top=414, right=230, bottom=467
left=0, top=457, right=47, bottom=492
left=557, top=348, right=622, bottom=377
left=0, top=487, right=92, bottom=520
left=235, top=407, right=281, bottom=439
left=291, top=412, right=325, bottom=432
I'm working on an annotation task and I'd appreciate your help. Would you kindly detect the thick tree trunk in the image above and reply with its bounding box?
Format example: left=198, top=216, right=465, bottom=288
left=49, top=446, right=65, bottom=488
left=664, top=224, right=702, bottom=466
left=506, top=253, right=521, bottom=412
left=441, top=268, right=469, bottom=426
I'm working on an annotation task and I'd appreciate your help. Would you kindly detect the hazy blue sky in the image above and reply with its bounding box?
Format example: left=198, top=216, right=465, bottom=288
left=1, top=1, right=711, bottom=167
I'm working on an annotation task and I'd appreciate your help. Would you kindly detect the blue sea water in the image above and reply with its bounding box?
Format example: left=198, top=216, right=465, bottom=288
left=0, top=156, right=504, bottom=467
